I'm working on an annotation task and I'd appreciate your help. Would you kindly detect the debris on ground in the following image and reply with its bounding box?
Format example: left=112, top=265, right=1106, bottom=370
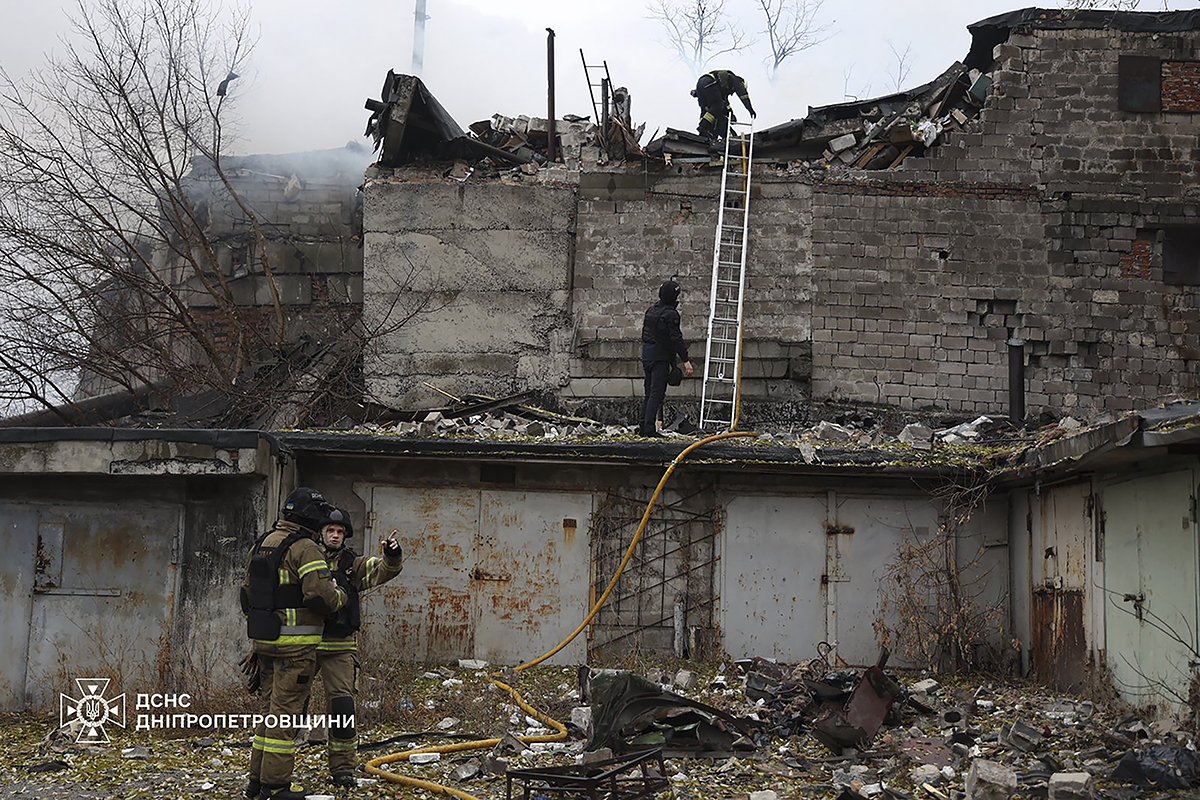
left=5, top=653, right=1200, bottom=799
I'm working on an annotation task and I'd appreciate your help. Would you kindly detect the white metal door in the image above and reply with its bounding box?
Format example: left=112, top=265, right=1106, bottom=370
left=721, top=495, right=826, bottom=660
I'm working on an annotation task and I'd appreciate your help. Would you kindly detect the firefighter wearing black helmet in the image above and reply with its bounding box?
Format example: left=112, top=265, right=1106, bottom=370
left=691, top=69, right=756, bottom=141
left=241, top=487, right=346, bottom=800
left=314, top=507, right=403, bottom=787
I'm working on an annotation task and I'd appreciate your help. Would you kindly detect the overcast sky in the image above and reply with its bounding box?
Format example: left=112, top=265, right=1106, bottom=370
left=0, top=1, right=1195, bottom=155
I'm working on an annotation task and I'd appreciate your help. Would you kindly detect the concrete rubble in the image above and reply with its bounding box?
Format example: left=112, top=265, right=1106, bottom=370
left=7, top=658, right=1200, bottom=799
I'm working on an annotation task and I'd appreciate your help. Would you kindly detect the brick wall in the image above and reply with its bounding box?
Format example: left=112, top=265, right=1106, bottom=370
left=567, top=172, right=812, bottom=408
left=1162, top=60, right=1200, bottom=112
left=363, top=174, right=577, bottom=408
left=807, top=25, right=1200, bottom=416
left=361, top=24, right=1200, bottom=420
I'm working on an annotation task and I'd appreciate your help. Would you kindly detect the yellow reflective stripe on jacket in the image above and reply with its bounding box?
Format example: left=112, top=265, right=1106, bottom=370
left=253, top=735, right=296, bottom=754
left=253, top=633, right=323, bottom=645
left=317, top=640, right=358, bottom=651
left=297, top=559, right=328, bottom=579
left=364, top=556, right=381, bottom=588
left=278, top=568, right=292, bottom=585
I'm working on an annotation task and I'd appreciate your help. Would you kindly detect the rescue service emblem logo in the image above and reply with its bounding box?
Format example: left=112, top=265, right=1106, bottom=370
left=60, top=678, right=126, bottom=743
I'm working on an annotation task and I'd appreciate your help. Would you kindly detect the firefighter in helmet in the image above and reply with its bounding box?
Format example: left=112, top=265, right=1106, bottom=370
left=242, top=487, right=347, bottom=800
left=691, top=68, right=756, bottom=142
left=314, top=507, right=403, bottom=787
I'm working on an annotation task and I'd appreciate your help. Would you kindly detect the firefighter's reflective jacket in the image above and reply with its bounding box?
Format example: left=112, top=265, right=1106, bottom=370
left=241, top=520, right=346, bottom=653
left=318, top=546, right=403, bottom=653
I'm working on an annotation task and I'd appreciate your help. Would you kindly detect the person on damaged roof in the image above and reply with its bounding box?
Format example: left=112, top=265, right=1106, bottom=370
left=692, top=69, right=756, bottom=142
left=639, top=279, right=694, bottom=437
left=312, top=507, right=403, bottom=788
left=240, top=487, right=346, bottom=800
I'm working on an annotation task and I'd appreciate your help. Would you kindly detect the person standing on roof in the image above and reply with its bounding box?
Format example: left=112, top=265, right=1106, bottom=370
left=692, top=69, right=756, bottom=141
left=241, top=487, right=346, bottom=800
left=639, top=279, right=694, bottom=437
left=313, top=507, right=403, bottom=788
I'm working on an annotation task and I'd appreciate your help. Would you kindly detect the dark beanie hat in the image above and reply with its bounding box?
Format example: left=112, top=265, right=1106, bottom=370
left=659, top=280, right=681, bottom=305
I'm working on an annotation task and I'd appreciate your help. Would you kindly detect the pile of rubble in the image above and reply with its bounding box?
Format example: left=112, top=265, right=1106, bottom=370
left=365, top=71, right=644, bottom=174
left=566, top=657, right=1200, bottom=800
left=8, top=656, right=1199, bottom=799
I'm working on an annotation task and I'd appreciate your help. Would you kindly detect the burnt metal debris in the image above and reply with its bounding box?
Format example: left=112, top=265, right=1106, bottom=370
left=812, top=650, right=904, bottom=755
left=365, top=71, right=643, bottom=170
left=586, top=671, right=759, bottom=758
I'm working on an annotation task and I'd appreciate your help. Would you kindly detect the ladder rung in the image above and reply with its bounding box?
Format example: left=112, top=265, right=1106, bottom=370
left=704, top=398, right=734, bottom=405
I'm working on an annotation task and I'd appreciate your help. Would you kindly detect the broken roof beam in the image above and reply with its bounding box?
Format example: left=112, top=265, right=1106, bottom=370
left=364, top=71, right=468, bottom=166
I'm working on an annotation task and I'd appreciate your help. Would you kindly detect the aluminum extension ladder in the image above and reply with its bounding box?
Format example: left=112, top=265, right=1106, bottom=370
left=700, top=118, right=754, bottom=431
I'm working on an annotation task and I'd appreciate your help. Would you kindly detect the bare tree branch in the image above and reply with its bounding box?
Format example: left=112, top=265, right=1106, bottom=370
left=756, top=0, right=831, bottom=76
left=646, top=0, right=751, bottom=71
left=887, top=41, right=912, bottom=93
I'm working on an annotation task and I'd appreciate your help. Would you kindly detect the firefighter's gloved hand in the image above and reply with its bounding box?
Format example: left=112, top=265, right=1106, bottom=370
left=730, top=111, right=738, bottom=123
left=239, top=651, right=260, bottom=694
left=381, top=529, right=402, bottom=560
left=749, top=108, right=757, bottom=119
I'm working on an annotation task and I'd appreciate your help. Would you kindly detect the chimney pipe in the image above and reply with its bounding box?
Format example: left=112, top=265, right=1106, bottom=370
left=547, top=28, right=557, bottom=164
left=1008, top=338, right=1026, bottom=427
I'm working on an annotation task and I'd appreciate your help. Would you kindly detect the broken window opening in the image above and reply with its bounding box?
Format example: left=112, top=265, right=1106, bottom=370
left=1163, top=227, right=1200, bottom=286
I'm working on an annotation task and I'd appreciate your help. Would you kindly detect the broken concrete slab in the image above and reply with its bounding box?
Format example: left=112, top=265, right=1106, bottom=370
left=1048, top=771, right=1093, bottom=800
left=673, top=669, right=699, bottom=691
left=829, top=133, right=859, bottom=153
left=452, top=758, right=482, bottom=781
left=965, top=759, right=1017, bottom=800
left=911, top=678, right=940, bottom=694
left=814, top=420, right=854, bottom=442
left=1001, top=718, right=1044, bottom=752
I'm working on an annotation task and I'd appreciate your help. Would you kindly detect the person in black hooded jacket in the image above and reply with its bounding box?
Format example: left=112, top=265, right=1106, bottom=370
left=639, top=280, right=694, bottom=436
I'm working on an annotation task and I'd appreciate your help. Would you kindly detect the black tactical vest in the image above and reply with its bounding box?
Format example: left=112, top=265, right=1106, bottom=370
left=240, top=530, right=307, bottom=640
left=324, top=548, right=361, bottom=638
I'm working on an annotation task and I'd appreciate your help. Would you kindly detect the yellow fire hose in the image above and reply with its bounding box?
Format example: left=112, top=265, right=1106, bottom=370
left=365, top=430, right=756, bottom=798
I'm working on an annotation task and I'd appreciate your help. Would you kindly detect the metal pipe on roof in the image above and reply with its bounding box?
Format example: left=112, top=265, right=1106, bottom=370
left=1008, top=338, right=1026, bottom=427
left=412, top=0, right=428, bottom=75
left=547, top=28, right=557, bottom=163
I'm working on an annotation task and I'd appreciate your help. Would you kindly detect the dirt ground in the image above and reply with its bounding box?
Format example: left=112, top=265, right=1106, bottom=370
left=1, top=656, right=1195, bottom=800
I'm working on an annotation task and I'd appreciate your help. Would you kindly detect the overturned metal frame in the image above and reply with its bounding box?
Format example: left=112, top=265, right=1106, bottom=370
left=505, top=747, right=669, bottom=800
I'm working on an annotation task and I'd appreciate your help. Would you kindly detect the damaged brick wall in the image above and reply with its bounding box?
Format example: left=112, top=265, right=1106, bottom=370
left=809, top=25, right=1200, bottom=415
left=568, top=172, right=812, bottom=411
left=363, top=175, right=577, bottom=407
left=175, top=147, right=365, bottom=310
left=77, top=146, right=368, bottom=399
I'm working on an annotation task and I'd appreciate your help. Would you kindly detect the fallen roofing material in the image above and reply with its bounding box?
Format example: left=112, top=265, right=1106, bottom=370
left=365, top=71, right=643, bottom=170
left=365, top=71, right=532, bottom=166
left=586, top=671, right=759, bottom=758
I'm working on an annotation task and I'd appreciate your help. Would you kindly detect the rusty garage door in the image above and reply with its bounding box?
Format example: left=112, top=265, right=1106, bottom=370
left=1032, top=481, right=1093, bottom=692
left=366, top=486, right=593, bottom=664
left=8, top=502, right=182, bottom=710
